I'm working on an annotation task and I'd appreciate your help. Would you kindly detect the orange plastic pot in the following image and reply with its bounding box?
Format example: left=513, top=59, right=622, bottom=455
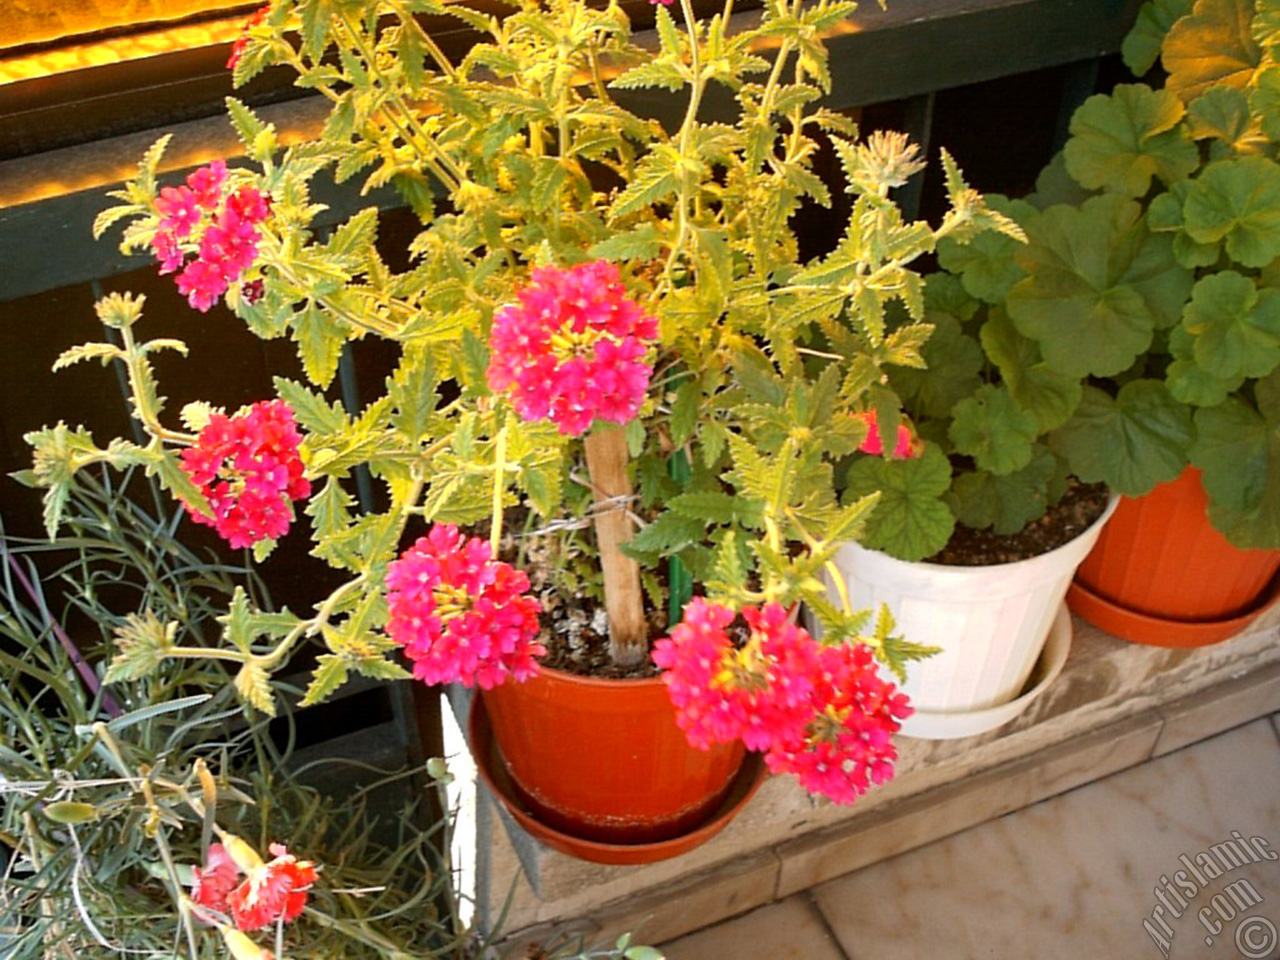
left=478, top=664, right=745, bottom=845
left=1069, top=468, right=1280, bottom=646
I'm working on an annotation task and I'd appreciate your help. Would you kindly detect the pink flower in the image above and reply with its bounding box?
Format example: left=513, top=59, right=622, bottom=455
left=151, top=227, right=185, bottom=274
left=487, top=260, right=658, bottom=436
left=191, top=841, right=317, bottom=933
left=655, top=600, right=912, bottom=805
left=175, top=257, right=230, bottom=313
left=154, top=185, right=202, bottom=239
left=226, top=184, right=271, bottom=224
left=385, top=524, right=544, bottom=688
left=179, top=400, right=310, bottom=549
left=187, top=160, right=228, bottom=210
left=856, top=411, right=919, bottom=459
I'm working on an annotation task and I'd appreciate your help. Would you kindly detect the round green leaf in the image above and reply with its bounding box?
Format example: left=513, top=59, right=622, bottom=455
left=1064, top=85, right=1198, bottom=197
left=844, top=445, right=955, bottom=562
left=1187, top=84, right=1268, bottom=154
left=1048, top=381, right=1193, bottom=496
left=1183, top=156, right=1280, bottom=267
left=980, top=308, right=1083, bottom=432
left=1122, top=0, right=1195, bottom=76
left=949, top=383, right=1039, bottom=475
left=936, top=195, right=1035, bottom=303
left=948, top=447, right=1058, bottom=535
left=1007, top=194, right=1191, bottom=377
left=1250, top=65, right=1280, bottom=143
left=1182, top=271, right=1280, bottom=380
left=1164, top=0, right=1261, bottom=104
left=1167, top=323, right=1245, bottom=405
left=1191, top=376, right=1280, bottom=547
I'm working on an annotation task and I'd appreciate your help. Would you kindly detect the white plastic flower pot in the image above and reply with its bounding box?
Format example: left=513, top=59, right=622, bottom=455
left=824, top=497, right=1117, bottom=739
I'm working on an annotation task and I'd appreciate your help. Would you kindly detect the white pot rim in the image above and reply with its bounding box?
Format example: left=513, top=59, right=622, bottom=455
left=841, top=493, right=1119, bottom=578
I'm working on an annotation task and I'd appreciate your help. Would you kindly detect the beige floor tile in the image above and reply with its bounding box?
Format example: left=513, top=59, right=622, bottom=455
left=660, top=896, right=847, bottom=960
left=809, top=719, right=1280, bottom=960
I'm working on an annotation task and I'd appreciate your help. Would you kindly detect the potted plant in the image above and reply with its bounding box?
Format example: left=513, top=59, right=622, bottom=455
left=22, top=0, right=1017, bottom=859
left=819, top=197, right=1117, bottom=739
left=991, top=0, right=1280, bottom=646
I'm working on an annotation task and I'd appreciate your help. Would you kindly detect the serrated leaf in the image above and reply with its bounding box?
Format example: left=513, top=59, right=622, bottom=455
left=625, top=511, right=709, bottom=558
left=610, top=59, right=688, bottom=92
left=609, top=147, right=682, bottom=220
left=843, top=445, right=955, bottom=562
left=301, top=654, right=349, bottom=707
left=888, top=312, right=984, bottom=420
left=1182, top=156, right=1280, bottom=268
left=949, top=384, right=1039, bottom=475
left=936, top=196, right=1035, bottom=303
left=307, top=476, right=355, bottom=539
left=1063, top=85, right=1198, bottom=197
left=1049, top=381, right=1193, bottom=496
left=93, top=204, right=141, bottom=240
left=273, top=377, right=348, bottom=434
left=292, top=303, right=346, bottom=388
left=52, top=342, right=124, bottom=370
left=588, top=223, right=661, bottom=262
left=326, top=207, right=379, bottom=261
left=234, top=661, right=276, bottom=716
left=104, top=611, right=174, bottom=683
left=225, top=96, right=270, bottom=159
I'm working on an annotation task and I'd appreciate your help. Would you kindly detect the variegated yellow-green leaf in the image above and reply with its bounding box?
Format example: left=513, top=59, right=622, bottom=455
left=234, top=661, right=276, bottom=716
left=1163, top=0, right=1260, bottom=104
left=1122, top=0, right=1194, bottom=75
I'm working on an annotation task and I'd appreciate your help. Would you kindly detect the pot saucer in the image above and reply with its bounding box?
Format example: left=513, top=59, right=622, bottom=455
left=898, top=604, right=1072, bottom=741
left=1066, top=577, right=1280, bottom=648
left=469, top=695, right=766, bottom=865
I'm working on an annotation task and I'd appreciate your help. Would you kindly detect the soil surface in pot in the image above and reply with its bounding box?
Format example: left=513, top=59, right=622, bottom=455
left=926, top=480, right=1110, bottom=566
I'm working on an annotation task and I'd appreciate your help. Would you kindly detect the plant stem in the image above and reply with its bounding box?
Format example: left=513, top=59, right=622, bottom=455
left=582, top=424, right=647, bottom=665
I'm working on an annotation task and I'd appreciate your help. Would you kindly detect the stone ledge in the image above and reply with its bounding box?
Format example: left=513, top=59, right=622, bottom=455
left=469, top=602, right=1280, bottom=944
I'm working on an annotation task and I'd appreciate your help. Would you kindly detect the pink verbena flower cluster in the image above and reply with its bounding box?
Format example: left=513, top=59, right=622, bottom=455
left=191, top=840, right=317, bottom=932
left=385, top=524, right=545, bottom=688
left=653, top=599, right=913, bottom=805
left=150, top=160, right=271, bottom=313
left=179, top=400, right=310, bottom=549
left=486, top=260, right=658, bottom=436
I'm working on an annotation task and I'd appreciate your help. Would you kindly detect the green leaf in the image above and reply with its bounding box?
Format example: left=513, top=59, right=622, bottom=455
left=1183, top=156, right=1280, bottom=268
left=1167, top=323, right=1243, bottom=405
left=301, top=654, right=350, bottom=708
left=948, top=447, right=1058, bottom=535
left=1049, top=381, right=1193, bottom=496
left=307, top=476, right=355, bottom=540
left=843, top=445, right=955, bottom=562
left=388, top=344, right=440, bottom=442
left=274, top=377, right=348, bottom=433
left=43, top=802, right=99, bottom=824
left=292, top=303, right=346, bottom=388
left=325, top=207, right=379, bottom=262
left=103, top=611, right=174, bottom=683
left=1063, top=85, right=1198, bottom=197
left=609, top=146, right=683, bottom=220
left=234, top=661, right=276, bottom=717
left=948, top=384, right=1039, bottom=475
left=1179, top=271, right=1280, bottom=381
left=610, top=60, right=688, bottom=92
left=225, top=97, right=271, bottom=161
left=1190, top=375, right=1280, bottom=547
left=935, top=196, right=1034, bottom=303
left=1163, top=0, right=1260, bottom=104
left=889, top=312, right=983, bottom=420
left=624, top=511, right=708, bottom=559
left=623, top=947, right=666, bottom=960
left=1252, top=65, right=1280, bottom=143
left=1007, top=193, right=1193, bottom=377
left=1187, top=84, right=1267, bottom=154
left=980, top=308, right=1082, bottom=432
left=587, top=224, right=661, bottom=263
left=1122, top=0, right=1194, bottom=75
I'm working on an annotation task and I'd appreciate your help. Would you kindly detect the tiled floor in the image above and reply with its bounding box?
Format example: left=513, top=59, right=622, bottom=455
left=661, top=715, right=1280, bottom=960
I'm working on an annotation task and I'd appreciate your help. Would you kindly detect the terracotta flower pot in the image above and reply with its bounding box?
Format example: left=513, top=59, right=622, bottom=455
left=478, top=664, right=745, bottom=845
left=1068, top=467, right=1280, bottom=647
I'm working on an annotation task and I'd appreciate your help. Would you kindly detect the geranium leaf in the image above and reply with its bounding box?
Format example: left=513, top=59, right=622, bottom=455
left=947, top=446, right=1057, bottom=535
left=1167, top=323, right=1245, bottom=405
left=1181, top=271, right=1280, bottom=381
left=1063, top=84, right=1198, bottom=197
left=980, top=308, right=1082, bottom=432
left=843, top=445, right=955, bottom=562
left=948, top=383, right=1039, bottom=475
left=1007, top=194, right=1192, bottom=377
left=1252, top=66, right=1280, bottom=142
left=1186, top=84, right=1268, bottom=154
left=1163, top=0, right=1261, bottom=104
left=1049, top=381, right=1193, bottom=496
left=1183, top=156, right=1280, bottom=268
left=1191, top=374, right=1280, bottom=547
left=1122, top=0, right=1194, bottom=75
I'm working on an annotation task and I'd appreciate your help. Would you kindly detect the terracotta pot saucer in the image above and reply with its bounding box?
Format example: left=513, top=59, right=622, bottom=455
left=1066, top=576, right=1280, bottom=649
left=469, top=695, right=767, bottom=865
